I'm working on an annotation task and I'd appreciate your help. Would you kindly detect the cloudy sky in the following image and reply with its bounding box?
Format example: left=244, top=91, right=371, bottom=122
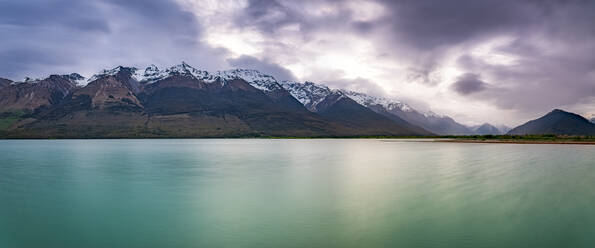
left=1, top=0, right=594, bottom=125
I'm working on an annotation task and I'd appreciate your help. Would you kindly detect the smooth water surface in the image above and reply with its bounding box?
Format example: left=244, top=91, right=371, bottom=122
left=1, top=139, right=594, bottom=248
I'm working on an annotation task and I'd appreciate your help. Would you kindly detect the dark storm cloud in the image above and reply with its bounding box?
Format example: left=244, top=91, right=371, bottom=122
left=236, top=0, right=296, bottom=32
left=227, top=55, right=297, bottom=81
left=102, top=0, right=200, bottom=38
left=234, top=0, right=359, bottom=38
left=375, top=0, right=539, bottom=49
left=0, top=0, right=225, bottom=80
left=235, top=0, right=536, bottom=48
left=0, top=0, right=109, bottom=32
left=451, top=73, right=488, bottom=95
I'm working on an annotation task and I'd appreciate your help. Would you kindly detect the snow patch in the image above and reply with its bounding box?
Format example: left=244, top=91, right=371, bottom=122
left=65, top=73, right=87, bottom=86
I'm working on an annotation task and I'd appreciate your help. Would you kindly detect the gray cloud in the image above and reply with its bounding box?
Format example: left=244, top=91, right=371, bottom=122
left=234, top=0, right=360, bottom=40
left=0, top=0, right=227, bottom=80
left=227, top=55, right=297, bottom=81
left=451, top=73, right=488, bottom=95
left=235, top=0, right=296, bottom=33
left=375, top=0, right=539, bottom=50
left=0, top=0, right=109, bottom=32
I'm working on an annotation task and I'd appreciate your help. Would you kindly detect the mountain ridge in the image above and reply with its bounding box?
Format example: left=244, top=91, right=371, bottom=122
left=5, top=62, right=561, bottom=138
left=0, top=63, right=436, bottom=138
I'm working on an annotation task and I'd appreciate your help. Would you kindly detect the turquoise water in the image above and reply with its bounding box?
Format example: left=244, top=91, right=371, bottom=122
left=1, top=139, right=594, bottom=248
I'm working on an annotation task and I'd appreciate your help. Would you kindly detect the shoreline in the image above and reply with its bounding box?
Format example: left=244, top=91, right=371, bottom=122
left=1, top=137, right=595, bottom=145
left=436, top=139, right=595, bottom=145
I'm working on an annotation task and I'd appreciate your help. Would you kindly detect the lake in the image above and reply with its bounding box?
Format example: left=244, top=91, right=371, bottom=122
left=1, top=139, right=594, bottom=247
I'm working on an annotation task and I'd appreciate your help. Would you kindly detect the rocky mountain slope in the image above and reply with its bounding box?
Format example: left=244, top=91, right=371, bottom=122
left=0, top=78, right=12, bottom=89
left=280, top=81, right=433, bottom=135
left=0, top=74, right=80, bottom=112
left=338, top=90, right=475, bottom=135
left=507, top=109, right=595, bottom=135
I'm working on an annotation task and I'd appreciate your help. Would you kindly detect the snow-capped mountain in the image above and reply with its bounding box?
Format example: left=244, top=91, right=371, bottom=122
left=279, top=81, right=344, bottom=112
left=278, top=80, right=432, bottom=135
left=135, top=63, right=212, bottom=83
left=279, top=81, right=415, bottom=115
left=8, top=73, right=85, bottom=87
left=64, top=73, right=87, bottom=86
left=332, top=89, right=473, bottom=135
left=89, top=63, right=284, bottom=93
left=341, top=90, right=414, bottom=113
left=88, top=63, right=211, bottom=84
left=215, top=69, right=283, bottom=92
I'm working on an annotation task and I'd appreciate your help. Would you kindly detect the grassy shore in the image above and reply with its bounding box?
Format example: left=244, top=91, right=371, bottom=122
left=438, top=134, right=595, bottom=144
left=2, top=128, right=595, bottom=144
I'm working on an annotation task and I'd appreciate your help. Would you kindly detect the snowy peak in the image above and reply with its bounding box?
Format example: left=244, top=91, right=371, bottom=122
left=142, top=64, right=161, bottom=78
left=130, top=63, right=282, bottom=91
left=280, top=81, right=337, bottom=111
left=216, top=69, right=282, bottom=92
left=11, top=73, right=86, bottom=86
left=165, top=62, right=210, bottom=80
left=341, top=90, right=413, bottom=112
left=88, top=66, right=137, bottom=83
left=64, top=73, right=86, bottom=86
left=89, top=63, right=212, bottom=84
left=280, top=81, right=417, bottom=114
left=133, top=64, right=168, bottom=83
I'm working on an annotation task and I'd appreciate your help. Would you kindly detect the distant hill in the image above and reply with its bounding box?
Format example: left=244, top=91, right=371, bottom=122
left=472, top=123, right=503, bottom=135
left=497, top=125, right=512, bottom=134
left=508, top=109, right=595, bottom=135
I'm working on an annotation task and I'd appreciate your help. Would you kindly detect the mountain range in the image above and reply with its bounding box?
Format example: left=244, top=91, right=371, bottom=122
left=1, top=63, right=590, bottom=138
left=0, top=63, right=436, bottom=138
